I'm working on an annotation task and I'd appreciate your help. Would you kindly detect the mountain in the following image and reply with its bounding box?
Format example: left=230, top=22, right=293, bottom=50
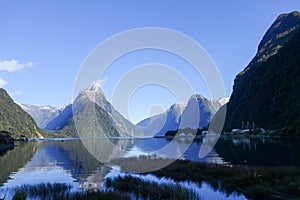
left=210, top=97, right=230, bottom=108
left=44, top=104, right=72, bottom=130
left=221, top=11, right=300, bottom=134
left=180, top=94, right=225, bottom=129
left=137, top=103, right=186, bottom=136
left=0, top=88, right=44, bottom=139
left=45, top=81, right=141, bottom=137
left=137, top=95, right=228, bottom=136
left=17, top=104, right=61, bottom=129
left=53, top=96, right=119, bottom=137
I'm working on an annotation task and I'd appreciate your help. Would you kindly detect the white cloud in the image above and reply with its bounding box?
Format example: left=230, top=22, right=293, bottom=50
left=0, top=59, right=35, bottom=72
left=0, top=78, right=8, bottom=87
left=11, top=91, right=22, bottom=96
left=99, top=77, right=107, bottom=85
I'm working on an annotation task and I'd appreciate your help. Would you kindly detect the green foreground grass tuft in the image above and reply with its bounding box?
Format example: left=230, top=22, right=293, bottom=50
left=151, top=160, right=300, bottom=200
left=8, top=183, right=130, bottom=200
left=105, top=175, right=199, bottom=200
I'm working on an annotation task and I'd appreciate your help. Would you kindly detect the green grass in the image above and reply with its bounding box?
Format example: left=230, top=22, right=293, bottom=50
left=109, top=156, right=300, bottom=199
left=5, top=183, right=130, bottom=200
left=151, top=160, right=300, bottom=199
left=105, top=175, right=200, bottom=200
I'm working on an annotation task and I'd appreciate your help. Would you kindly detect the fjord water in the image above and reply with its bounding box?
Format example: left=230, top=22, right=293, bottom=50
left=0, top=137, right=299, bottom=199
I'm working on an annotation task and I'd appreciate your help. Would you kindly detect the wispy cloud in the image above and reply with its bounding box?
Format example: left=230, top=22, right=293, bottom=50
left=99, top=77, right=107, bottom=85
left=0, top=59, right=35, bottom=72
left=0, top=78, right=8, bottom=87
left=11, top=91, right=22, bottom=96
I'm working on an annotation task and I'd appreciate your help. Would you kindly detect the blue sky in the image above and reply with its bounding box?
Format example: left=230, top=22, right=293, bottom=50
left=1, top=0, right=300, bottom=123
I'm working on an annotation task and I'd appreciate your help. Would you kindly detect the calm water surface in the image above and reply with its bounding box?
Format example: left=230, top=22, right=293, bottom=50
left=0, top=137, right=299, bottom=199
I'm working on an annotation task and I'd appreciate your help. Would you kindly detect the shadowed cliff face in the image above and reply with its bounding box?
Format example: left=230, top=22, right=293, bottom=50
left=222, top=11, right=300, bottom=133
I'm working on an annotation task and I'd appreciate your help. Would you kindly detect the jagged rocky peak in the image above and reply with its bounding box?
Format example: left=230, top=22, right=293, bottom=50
left=189, top=94, right=229, bottom=106
left=168, top=103, right=186, bottom=114
left=215, top=97, right=229, bottom=105
left=82, top=81, right=105, bottom=97
left=87, top=81, right=103, bottom=92
left=45, top=80, right=141, bottom=137
left=190, top=94, right=207, bottom=100
left=77, top=81, right=107, bottom=107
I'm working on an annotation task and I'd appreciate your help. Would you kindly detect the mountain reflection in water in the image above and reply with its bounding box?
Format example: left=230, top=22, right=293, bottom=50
left=0, top=137, right=299, bottom=199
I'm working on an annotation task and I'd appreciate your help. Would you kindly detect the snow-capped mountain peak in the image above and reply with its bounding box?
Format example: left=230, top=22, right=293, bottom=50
left=190, top=94, right=206, bottom=100
left=81, top=81, right=106, bottom=103
left=87, top=81, right=103, bottom=92
left=217, top=97, right=229, bottom=105
left=40, top=105, right=57, bottom=112
left=168, top=103, right=186, bottom=121
left=45, top=80, right=141, bottom=136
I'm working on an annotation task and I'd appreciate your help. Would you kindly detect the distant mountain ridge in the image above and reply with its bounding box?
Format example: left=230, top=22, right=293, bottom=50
left=137, top=103, right=186, bottom=137
left=18, top=104, right=61, bottom=129
left=138, top=95, right=228, bottom=136
left=221, top=11, right=300, bottom=134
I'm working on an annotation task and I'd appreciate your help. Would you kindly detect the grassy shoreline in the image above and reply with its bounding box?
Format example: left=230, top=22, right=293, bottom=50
left=150, top=160, right=300, bottom=200
left=109, top=156, right=300, bottom=199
